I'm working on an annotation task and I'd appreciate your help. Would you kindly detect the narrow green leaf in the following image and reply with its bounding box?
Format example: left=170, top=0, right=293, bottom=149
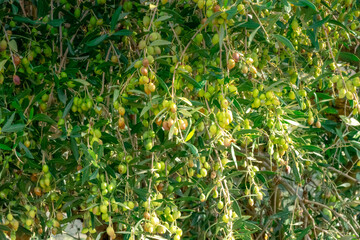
left=3, top=113, right=15, bottom=129
left=178, top=109, right=192, bottom=117
left=111, top=6, right=122, bottom=31
left=300, top=145, right=322, bottom=152
left=226, top=5, right=237, bottom=20
left=19, top=142, right=34, bottom=159
left=273, top=34, right=295, bottom=51
left=156, top=15, right=172, bottom=22
left=339, top=236, right=357, bottom=240
left=298, top=0, right=317, bottom=11
left=232, top=199, right=242, bottom=217
left=219, top=24, right=225, bottom=49
left=170, top=162, right=186, bottom=175
left=184, top=142, right=199, bottom=156
left=104, top=165, right=116, bottom=178
left=266, top=14, right=281, bottom=32
left=175, top=196, right=198, bottom=202
left=37, top=0, right=49, bottom=18
left=113, top=89, right=120, bottom=104
left=29, top=109, right=34, bottom=121
left=140, top=104, right=151, bottom=118
left=0, top=144, right=12, bottom=151
left=133, top=188, right=147, bottom=201
left=13, top=16, right=40, bottom=25
left=71, top=137, right=79, bottom=161
left=32, top=114, right=56, bottom=125
left=86, top=34, right=108, bottom=47
left=157, top=75, right=170, bottom=95
left=178, top=97, right=192, bottom=106
left=234, top=20, right=260, bottom=29
left=309, top=15, right=330, bottom=29
left=180, top=73, right=201, bottom=89
left=150, top=40, right=172, bottom=47
left=283, top=119, right=308, bottom=128
left=0, top=225, right=11, bottom=232
left=89, top=169, right=99, bottom=180
left=160, top=9, right=183, bottom=24
left=235, top=129, right=260, bottom=135
left=62, top=98, right=74, bottom=119
left=0, top=230, right=7, bottom=240
left=112, top=29, right=133, bottom=36
left=0, top=60, right=7, bottom=72
left=81, top=165, right=90, bottom=185
left=339, top=52, right=360, bottom=62
left=292, top=161, right=301, bottom=183
left=72, top=79, right=90, bottom=86
left=248, top=26, right=260, bottom=48
left=328, top=20, right=349, bottom=33
left=12, top=4, right=18, bottom=14
left=296, top=227, right=311, bottom=240
left=58, top=88, right=66, bottom=104
left=2, top=124, right=25, bottom=133
left=48, top=19, right=64, bottom=27
left=350, top=141, right=360, bottom=151
left=223, top=0, right=228, bottom=7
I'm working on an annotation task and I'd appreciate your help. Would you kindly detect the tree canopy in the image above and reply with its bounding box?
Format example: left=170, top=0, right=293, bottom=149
left=0, top=0, right=360, bottom=240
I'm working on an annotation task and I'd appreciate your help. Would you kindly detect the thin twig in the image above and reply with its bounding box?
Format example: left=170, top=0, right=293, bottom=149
left=2, top=26, right=17, bottom=70
left=328, top=166, right=360, bottom=184
left=249, top=4, right=269, bottom=39
left=100, top=47, right=112, bottom=95
left=304, top=199, right=359, bottom=237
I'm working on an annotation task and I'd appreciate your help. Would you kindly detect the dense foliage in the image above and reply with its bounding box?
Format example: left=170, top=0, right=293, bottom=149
left=1, top=0, right=360, bottom=239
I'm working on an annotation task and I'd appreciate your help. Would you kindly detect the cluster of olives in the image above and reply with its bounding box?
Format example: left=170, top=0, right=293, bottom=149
left=3, top=212, right=19, bottom=239
left=72, top=95, right=94, bottom=114
left=162, top=117, right=189, bottom=137
left=251, top=87, right=282, bottom=110
left=222, top=209, right=238, bottom=224
left=195, top=0, right=236, bottom=27
left=143, top=130, right=155, bottom=150
left=264, top=110, right=294, bottom=164
left=135, top=29, right=163, bottom=93
left=228, top=51, right=264, bottom=75
left=134, top=56, right=157, bottom=95
left=188, top=156, right=212, bottom=179
left=331, top=75, right=360, bottom=101
left=88, top=128, right=102, bottom=145
left=4, top=203, right=63, bottom=236
left=44, top=214, right=62, bottom=235
left=38, top=93, right=50, bottom=112
left=32, top=164, right=53, bottom=197
left=198, top=82, right=219, bottom=100
left=81, top=218, right=97, bottom=235
left=141, top=195, right=183, bottom=240
left=20, top=205, right=38, bottom=230
left=88, top=15, right=105, bottom=31
left=0, top=32, right=49, bottom=86
left=117, top=153, right=132, bottom=176
left=268, top=134, right=292, bottom=163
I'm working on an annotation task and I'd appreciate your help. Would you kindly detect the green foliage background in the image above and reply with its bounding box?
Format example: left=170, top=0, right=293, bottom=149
left=0, top=0, right=360, bottom=239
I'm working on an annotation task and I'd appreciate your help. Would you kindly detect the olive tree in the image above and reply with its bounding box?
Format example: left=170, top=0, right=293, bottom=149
left=0, top=0, right=360, bottom=239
